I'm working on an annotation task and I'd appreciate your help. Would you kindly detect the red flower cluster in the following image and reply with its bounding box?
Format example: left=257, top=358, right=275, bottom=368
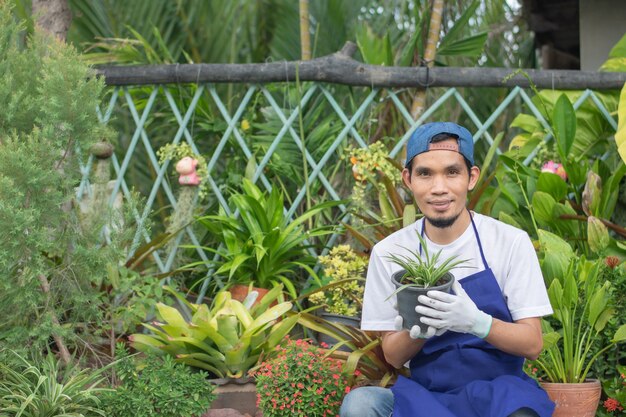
left=249, top=338, right=353, bottom=417
left=604, top=397, right=624, bottom=413
left=605, top=256, right=620, bottom=269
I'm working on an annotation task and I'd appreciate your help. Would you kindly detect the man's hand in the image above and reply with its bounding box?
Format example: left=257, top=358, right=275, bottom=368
left=416, top=281, right=492, bottom=338
left=394, top=315, right=445, bottom=339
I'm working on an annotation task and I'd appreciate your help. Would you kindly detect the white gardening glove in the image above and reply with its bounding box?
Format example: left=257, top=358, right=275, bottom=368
left=415, top=281, right=493, bottom=338
left=394, top=315, right=446, bottom=340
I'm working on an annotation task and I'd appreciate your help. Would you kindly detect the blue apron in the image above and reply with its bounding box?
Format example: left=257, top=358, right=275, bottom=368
left=390, top=215, right=554, bottom=417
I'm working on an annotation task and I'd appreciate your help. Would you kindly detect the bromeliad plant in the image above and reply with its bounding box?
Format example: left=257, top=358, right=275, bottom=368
left=530, top=252, right=626, bottom=383
left=130, top=284, right=299, bottom=378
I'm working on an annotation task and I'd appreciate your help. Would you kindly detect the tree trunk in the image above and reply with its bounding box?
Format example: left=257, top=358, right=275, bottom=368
left=38, top=275, right=71, bottom=365
left=32, top=0, right=72, bottom=42
left=410, top=0, right=444, bottom=120
left=299, top=0, right=311, bottom=60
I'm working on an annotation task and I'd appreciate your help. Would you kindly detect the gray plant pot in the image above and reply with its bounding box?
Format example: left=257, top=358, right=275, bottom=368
left=317, top=312, right=360, bottom=351
left=391, top=270, right=455, bottom=334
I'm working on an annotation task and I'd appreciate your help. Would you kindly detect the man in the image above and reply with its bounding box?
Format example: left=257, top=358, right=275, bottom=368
left=340, top=122, right=555, bottom=417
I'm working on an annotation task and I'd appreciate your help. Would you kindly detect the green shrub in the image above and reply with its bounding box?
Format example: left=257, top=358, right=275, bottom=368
left=102, top=346, right=216, bottom=417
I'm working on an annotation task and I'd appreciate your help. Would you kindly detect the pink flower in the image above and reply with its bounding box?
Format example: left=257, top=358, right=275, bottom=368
left=541, top=161, right=567, bottom=181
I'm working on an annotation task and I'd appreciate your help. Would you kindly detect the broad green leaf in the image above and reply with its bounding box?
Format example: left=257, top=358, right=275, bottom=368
left=191, top=303, right=211, bottom=325
left=552, top=94, right=576, bottom=160
left=536, top=172, right=568, bottom=202
left=538, top=229, right=574, bottom=284
left=562, top=265, right=578, bottom=308
left=156, top=303, right=189, bottom=331
left=498, top=211, right=521, bottom=229
left=241, top=178, right=264, bottom=201
left=244, top=156, right=258, bottom=181
left=226, top=299, right=253, bottom=329
left=356, top=24, right=393, bottom=66
left=129, top=334, right=164, bottom=349
left=249, top=284, right=284, bottom=316
left=403, top=204, right=416, bottom=228
left=542, top=331, right=561, bottom=349
left=547, top=278, right=564, bottom=312
left=601, top=57, right=626, bottom=72
left=194, top=320, right=232, bottom=351
left=510, top=114, right=543, bottom=133
left=587, top=285, right=608, bottom=327
left=247, top=302, right=293, bottom=332
left=168, top=336, right=224, bottom=359
left=177, top=352, right=226, bottom=369
left=612, top=324, right=626, bottom=343
left=532, top=191, right=556, bottom=226
left=608, top=32, right=626, bottom=58
left=474, top=132, right=504, bottom=189
left=176, top=357, right=224, bottom=377
left=594, top=307, right=614, bottom=333
left=615, top=82, right=626, bottom=165
left=216, top=313, right=240, bottom=346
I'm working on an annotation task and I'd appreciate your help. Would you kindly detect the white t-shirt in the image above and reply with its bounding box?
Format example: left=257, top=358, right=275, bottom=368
left=361, top=213, right=553, bottom=331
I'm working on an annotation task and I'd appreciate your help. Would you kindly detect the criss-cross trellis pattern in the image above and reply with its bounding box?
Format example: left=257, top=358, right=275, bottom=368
left=77, top=83, right=618, bottom=299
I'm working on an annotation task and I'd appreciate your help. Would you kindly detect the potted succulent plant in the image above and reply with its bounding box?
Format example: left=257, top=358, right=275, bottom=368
left=386, top=231, right=469, bottom=334
left=528, top=252, right=626, bottom=417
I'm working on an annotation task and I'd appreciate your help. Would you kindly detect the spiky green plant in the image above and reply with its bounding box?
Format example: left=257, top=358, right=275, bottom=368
left=0, top=351, right=109, bottom=417
left=386, top=231, right=469, bottom=295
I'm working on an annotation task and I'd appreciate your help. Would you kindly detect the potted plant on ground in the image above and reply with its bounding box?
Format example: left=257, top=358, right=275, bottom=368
left=386, top=231, right=469, bottom=333
left=130, top=284, right=300, bottom=379
left=306, top=244, right=368, bottom=346
left=249, top=337, right=354, bottom=417
left=190, top=178, right=339, bottom=301
left=308, top=244, right=367, bottom=318
left=528, top=249, right=626, bottom=417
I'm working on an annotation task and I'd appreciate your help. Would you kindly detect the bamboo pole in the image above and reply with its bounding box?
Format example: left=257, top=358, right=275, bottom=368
left=410, top=0, right=444, bottom=121
left=299, top=0, right=312, bottom=60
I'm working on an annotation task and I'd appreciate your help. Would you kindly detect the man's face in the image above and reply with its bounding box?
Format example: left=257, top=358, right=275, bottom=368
left=402, top=139, right=479, bottom=229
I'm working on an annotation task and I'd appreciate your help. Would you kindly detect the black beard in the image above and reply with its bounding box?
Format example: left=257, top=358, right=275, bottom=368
left=425, top=211, right=462, bottom=229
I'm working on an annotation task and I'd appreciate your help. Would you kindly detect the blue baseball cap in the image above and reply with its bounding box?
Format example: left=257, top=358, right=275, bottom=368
left=404, top=122, right=474, bottom=167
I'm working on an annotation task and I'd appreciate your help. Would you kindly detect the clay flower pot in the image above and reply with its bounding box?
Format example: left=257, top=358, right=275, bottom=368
left=391, top=270, right=455, bottom=334
left=228, top=284, right=270, bottom=306
left=540, top=379, right=601, bottom=417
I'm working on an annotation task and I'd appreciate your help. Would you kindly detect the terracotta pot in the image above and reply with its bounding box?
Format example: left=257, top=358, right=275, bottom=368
left=228, top=284, right=270, bottom=306
left=391, top=270, right=454, bottom=334
left=541, top=379, right=601, bottom=417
